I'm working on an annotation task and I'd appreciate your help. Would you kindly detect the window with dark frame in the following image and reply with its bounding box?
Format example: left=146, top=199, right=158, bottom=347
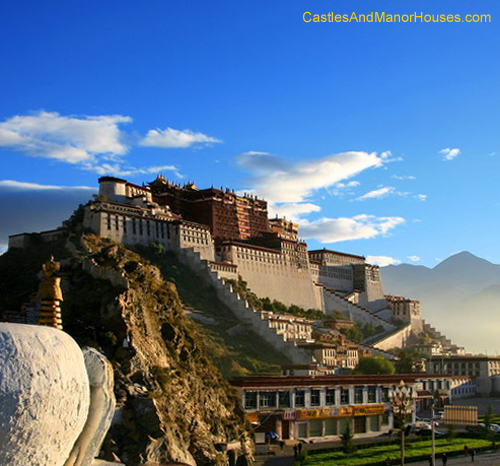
left=340, top=388, right=350, bottom=405
left=310, top=389, right=321, bottom=406
left=355, top=387, right=363, bottom=404
left=295, top=390, right=305, bottom=407
left=279, top=390, right=291, bottom=408
left=244, top=392, right=257, bottom=409
left=326, top=388, right=335, bottom=405
left=259, top=391, right=277, bottom=408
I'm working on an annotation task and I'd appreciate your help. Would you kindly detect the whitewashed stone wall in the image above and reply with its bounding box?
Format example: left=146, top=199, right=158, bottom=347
left=372, top=324, right=413, bottom=351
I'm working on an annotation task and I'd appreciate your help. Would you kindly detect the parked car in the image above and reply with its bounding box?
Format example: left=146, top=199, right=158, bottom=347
left=413, top=420, right=432, bottom=430
left=489, top=423, right=500, bottom=433
left=465, top=423, right=500, bottom=435
left=416, top=416, right=439, bottom=427
left=416, top=416, right=431, bottom=423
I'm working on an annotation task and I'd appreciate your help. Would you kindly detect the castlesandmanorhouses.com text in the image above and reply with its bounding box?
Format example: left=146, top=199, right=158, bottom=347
left=303, top=12, right=491, bottom=23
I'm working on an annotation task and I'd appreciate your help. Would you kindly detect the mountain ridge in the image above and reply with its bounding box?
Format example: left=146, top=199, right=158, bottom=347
left=381, top=251, right=500, bottom=353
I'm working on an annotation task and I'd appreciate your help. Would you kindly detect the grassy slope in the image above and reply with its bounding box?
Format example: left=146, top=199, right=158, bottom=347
left=132, top=245, right=291, bottom=378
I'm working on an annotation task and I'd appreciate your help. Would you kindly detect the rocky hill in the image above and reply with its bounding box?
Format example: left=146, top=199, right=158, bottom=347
left=381, top=251, right=500, bottom=353
left=0, top=233, right=254, bottom=466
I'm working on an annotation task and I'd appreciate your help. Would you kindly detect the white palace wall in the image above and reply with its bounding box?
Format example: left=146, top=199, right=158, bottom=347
left=373, top=325, right=413, bottom=351
left=218, top=243, right=322, bottom=311
left=315, top=265, right=353, bottom=293
left=83, top=203, right=215, bottom=262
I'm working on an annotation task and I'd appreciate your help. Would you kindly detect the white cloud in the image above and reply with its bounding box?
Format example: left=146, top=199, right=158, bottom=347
left=269, top=202, right=321, bottom=221
left=355, top=186, right=426, bottom=202
left=0, top=111, right=219, bottom=177
left=380, top=151, right=404, bottom=163
left=392, top=174, right=416, bottom=180
left=329, top=180, right=361, bottom=197
left=367, top=255, right=401, bottom=267
left=238, top=151, right=387, bottom=204
left=0, top=111, right=131, bottom=163
left=299, top=214, right=405, bottom=243
left=408, top=255, right=420, bottom=262
left=0, top=180, right=94, bottom=190
left=83, top=163, right=182, bottom=178
left=140, top=127, right=222, bottom=148
left=0, top=244, right=7, bottom=255
left=356, top=186, right=395, bottom=201
left=237, top=150, right=406, bottom=244
left=338, top=181, right=360, bottom=188
left=440, top=147, right=461, bottom=161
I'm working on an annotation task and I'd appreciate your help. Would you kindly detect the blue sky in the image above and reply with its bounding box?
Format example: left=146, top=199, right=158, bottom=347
left=1, top=0, right=499, bottom=268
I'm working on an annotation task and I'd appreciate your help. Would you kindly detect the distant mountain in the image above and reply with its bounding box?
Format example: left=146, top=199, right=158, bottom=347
left=381, top=251, right=500, bottom=354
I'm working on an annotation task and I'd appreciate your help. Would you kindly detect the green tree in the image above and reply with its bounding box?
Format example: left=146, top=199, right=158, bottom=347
left=341, top=423, right=356, bottom=456
left=362, top=322, right=375, bottom=338
left=354, top=356, right=396, bottom=374
left=484, top=404, right=495, bottom=441
left=394, top=348, right=426, bottom=373
left=341, top=326, right=363, bottom=342
left=446, top=424, right=457, bottom=440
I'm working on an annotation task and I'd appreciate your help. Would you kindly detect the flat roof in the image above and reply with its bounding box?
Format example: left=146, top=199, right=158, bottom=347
left=230, top=373, right=453, bottom=388
left=308, top=249, right=365, bottom=260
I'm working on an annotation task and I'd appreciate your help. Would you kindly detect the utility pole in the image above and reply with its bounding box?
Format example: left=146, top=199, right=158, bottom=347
left=431, top=399, right=436, bottom=466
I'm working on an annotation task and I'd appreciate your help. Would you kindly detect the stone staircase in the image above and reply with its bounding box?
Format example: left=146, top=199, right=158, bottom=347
left=422, top=319, right=457, bottom=349
left=323, top=287, right=396, bottom=331
left=370, top=324, right=414, bottom=351
left=177, top=247, right=316, bottom=365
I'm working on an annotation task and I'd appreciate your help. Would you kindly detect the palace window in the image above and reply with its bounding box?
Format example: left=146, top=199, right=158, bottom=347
left=295, top=390, right=305, bottom=407
left=340, top=388, right=350, bottom=405
left=326, top=389, right=335, bottom=405
left=355, top=387, right=364, bottom=404
left=279, top=391, right=291, bottom=408
left=259, top=391, right=277, bottom=408
left=244, top=392, right=257, bottom=410
left=368, top=387, right=377, bottom=403
left=310, top=389, right=321, bottom=406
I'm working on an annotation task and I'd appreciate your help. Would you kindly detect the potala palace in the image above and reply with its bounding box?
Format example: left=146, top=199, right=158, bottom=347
left=9, top=175, right=464, bottom=368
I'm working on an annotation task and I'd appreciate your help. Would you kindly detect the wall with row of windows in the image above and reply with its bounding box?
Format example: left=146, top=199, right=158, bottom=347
left=243, top=386, right=391, bottom=410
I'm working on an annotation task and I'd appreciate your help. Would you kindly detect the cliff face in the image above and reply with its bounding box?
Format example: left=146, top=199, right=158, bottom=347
left=0, top=234, right=252, bottom=466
